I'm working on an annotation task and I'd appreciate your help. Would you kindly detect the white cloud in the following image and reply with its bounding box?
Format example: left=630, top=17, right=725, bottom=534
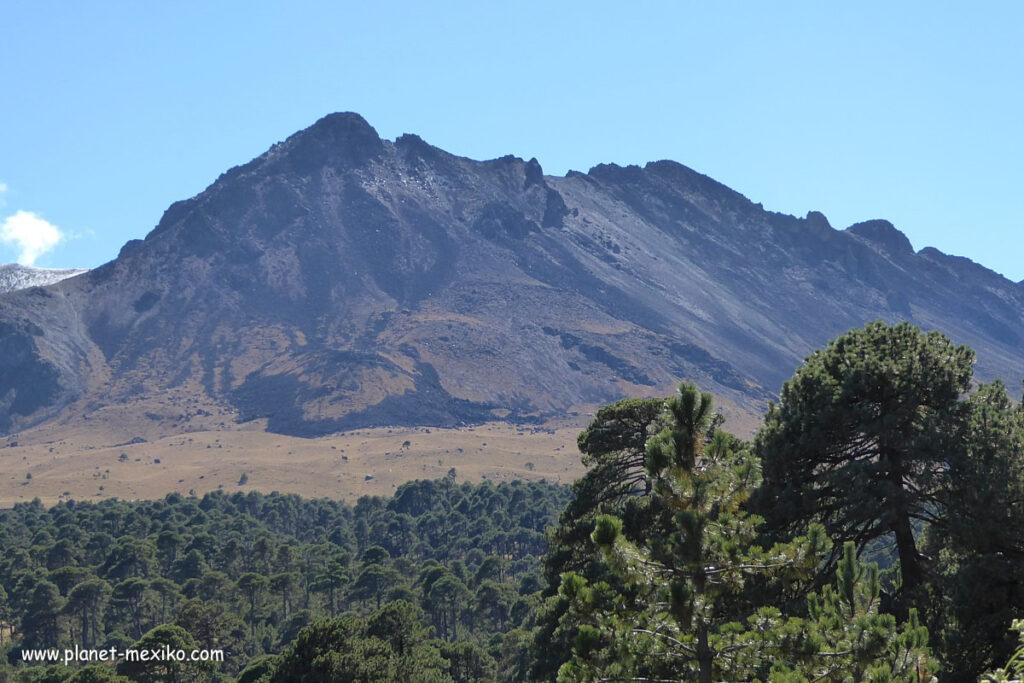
left=0, top=182, right=7, bottom=207
left=0, top=210, right=65, bottom=266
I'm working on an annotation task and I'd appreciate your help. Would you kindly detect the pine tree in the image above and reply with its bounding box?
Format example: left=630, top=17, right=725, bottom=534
left=557, top=382, right=935, bottom=682
left=930, top=381, right=1024, bottom=680
left=754, top=321, right=974, bottom=606
left=557, top=383, right=826, bottom=682
left=531, top=397, right=667, bottom=680
left=790, top=543, right=934, bottom=681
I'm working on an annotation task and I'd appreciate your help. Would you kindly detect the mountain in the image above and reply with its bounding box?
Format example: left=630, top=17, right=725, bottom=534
left=0, top=264, right=87, bottom=294
left=1, top=113, right=1022, bottom=439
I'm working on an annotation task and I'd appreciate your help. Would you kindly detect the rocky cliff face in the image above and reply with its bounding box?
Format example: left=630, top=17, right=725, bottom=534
left=1, top=113, right=1021, bottom=437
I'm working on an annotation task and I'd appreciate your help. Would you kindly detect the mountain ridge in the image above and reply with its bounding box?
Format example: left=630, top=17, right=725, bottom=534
left=1, top=112, right=1021, bottom=440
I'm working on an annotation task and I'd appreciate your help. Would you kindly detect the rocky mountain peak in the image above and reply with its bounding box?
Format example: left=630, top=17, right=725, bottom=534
left=846, top=219, right=914, bottom=257
left=0, top=112, right=1022, bottom=440
left=276, top=111, right=385, bottom=173
left=804, top=210, right=833, bottom=231
left=299, top=111, right=381, bottom=145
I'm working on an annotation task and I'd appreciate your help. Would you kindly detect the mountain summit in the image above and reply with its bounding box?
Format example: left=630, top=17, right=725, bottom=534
left=1, top=113, right=1022, bottom=437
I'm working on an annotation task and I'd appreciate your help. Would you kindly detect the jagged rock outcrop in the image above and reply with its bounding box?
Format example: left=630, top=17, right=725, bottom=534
left=1, top=113, right=1021, bottom=437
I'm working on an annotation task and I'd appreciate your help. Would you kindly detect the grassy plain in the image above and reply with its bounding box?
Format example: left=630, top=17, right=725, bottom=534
left=0, top=416, right=589, bottom=507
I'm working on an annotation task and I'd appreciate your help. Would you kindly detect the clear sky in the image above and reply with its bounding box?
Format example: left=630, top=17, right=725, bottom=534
left=2, top=2, right=1022, bottom=281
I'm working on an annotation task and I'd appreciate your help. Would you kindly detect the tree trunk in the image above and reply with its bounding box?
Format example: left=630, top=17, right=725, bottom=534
left=696, top=619, right=712, bottom=683
left=892, top=512, right=922, bottom=601
left=249, top=595, right=257, bottom=653
left=888, top=456, right=923, bottom=597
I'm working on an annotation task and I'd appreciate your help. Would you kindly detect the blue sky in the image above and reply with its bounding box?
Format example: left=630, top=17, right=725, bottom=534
left=2, top=2, right=1022, bottom=281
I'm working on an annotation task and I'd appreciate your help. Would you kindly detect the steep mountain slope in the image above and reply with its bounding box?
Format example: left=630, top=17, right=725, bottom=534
left=1, top=113, right=1021, bottom=438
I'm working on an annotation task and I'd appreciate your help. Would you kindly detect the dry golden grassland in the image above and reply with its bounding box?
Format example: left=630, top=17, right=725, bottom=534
left=0, top=381, right=761, bottom=508
left=0, top=416, right=589, bottom=507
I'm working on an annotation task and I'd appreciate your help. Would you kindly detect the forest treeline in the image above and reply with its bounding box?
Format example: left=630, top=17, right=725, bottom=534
left=0, top=473, right=568, bottom=682
left=2, top=321, right=1024, bottom=681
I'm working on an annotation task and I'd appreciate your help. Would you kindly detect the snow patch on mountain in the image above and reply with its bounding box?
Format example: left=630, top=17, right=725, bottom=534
left=0, top=263, right=88, bottom=293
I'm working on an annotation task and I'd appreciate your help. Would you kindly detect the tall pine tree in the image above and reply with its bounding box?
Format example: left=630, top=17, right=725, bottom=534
left=557, top=382, right=934, bottom=681
left=754, top=321, right=973, bottom=605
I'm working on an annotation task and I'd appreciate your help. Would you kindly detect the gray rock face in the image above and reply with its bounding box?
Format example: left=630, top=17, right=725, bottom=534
left=1, top=113, right=1022, bottom=437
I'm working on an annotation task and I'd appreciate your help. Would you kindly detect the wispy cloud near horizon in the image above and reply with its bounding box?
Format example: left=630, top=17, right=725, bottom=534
left=0, top=210, right=66, bottom=266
